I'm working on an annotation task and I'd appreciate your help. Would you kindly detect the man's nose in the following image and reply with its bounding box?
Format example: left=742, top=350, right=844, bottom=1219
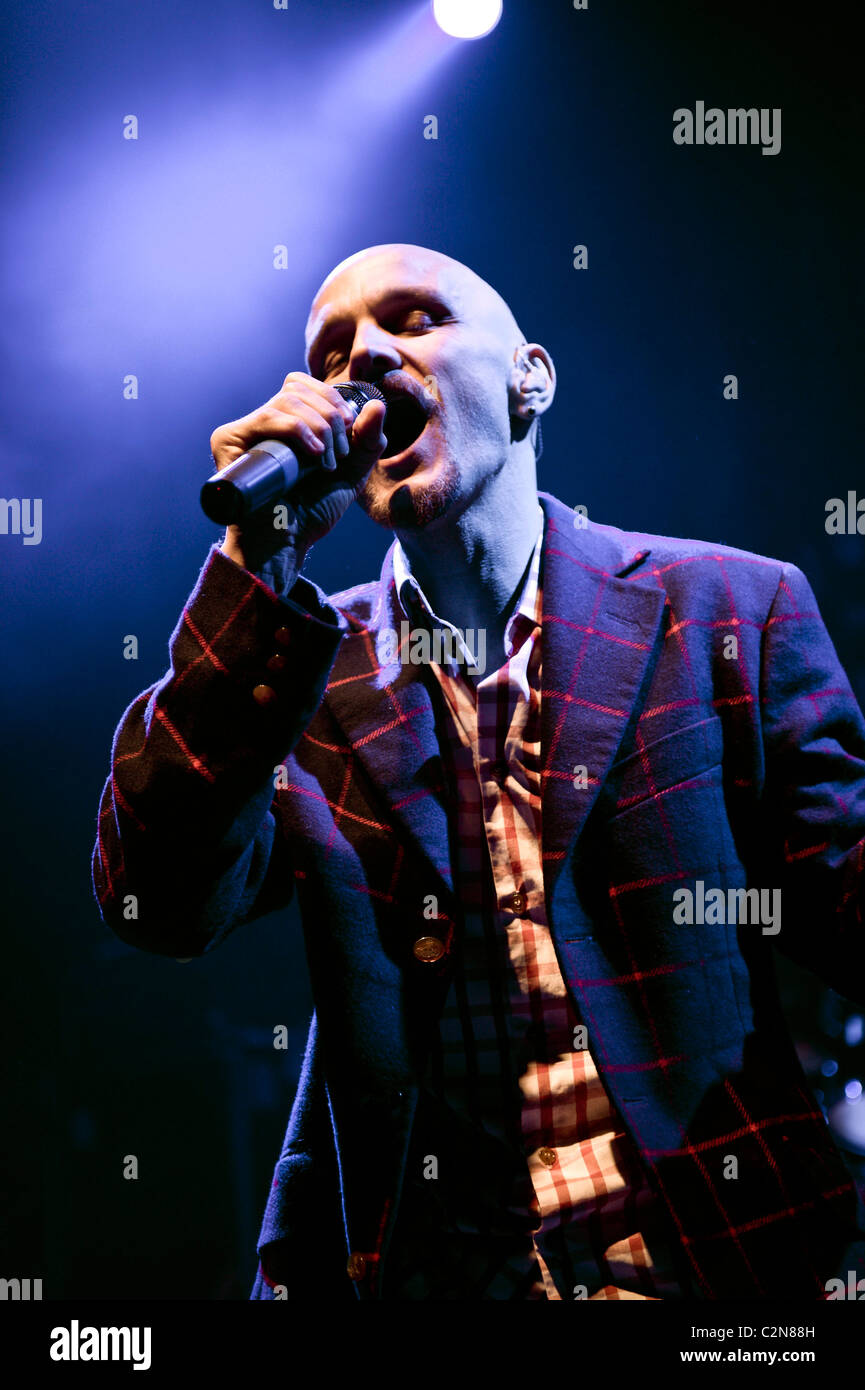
left=348, top=323, right=402, bottom=381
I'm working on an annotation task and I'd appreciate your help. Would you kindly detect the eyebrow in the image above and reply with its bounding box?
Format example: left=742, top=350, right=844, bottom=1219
left=307, top=286, right=455, bottom=366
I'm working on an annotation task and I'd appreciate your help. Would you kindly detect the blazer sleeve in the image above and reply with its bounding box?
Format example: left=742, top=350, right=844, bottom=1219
left=758, top=560, right=865, bottom=1000
left=91, top=544, right=347, bottom=958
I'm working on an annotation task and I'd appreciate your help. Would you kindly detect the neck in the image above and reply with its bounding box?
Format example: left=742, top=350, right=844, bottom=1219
left=395, top=460, right=541, bottom=658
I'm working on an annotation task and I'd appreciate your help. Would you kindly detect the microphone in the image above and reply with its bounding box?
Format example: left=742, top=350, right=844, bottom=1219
left=200, top=380, right=386, bottom=525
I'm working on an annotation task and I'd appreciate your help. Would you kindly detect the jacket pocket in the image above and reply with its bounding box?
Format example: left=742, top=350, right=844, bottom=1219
left=606, top=713, right=724, bottom=818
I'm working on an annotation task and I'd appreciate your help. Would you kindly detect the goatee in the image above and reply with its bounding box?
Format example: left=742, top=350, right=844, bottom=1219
left=358, top=458, right=460, bottom=530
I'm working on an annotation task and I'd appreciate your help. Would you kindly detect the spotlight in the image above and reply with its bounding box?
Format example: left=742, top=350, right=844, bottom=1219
left=433, top=0, right=502, bottom=40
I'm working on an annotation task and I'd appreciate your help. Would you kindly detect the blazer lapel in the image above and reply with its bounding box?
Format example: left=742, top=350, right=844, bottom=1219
left=323, top=544, right=455, bottom=894
left=537, top=493, right=667, bottom=900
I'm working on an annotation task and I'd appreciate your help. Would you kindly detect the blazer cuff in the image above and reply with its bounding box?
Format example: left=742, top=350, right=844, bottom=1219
left=175, top=546, right=348, bottom=729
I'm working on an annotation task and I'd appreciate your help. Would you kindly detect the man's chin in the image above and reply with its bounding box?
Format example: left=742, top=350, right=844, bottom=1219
left=358, top=458, right=460, bottom=531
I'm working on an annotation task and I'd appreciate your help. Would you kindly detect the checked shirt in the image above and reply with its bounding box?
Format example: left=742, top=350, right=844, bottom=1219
left=386, top=508, right=685, bottom=1300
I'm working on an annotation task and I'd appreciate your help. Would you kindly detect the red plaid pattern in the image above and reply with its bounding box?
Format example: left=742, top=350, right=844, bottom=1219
left=389, top=510, right=684, bottom=1299
left=93, top=490, right=865, bottom=1301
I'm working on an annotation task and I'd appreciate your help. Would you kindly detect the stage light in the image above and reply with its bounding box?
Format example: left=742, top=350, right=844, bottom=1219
left=433, top=0, right=502, bottom=40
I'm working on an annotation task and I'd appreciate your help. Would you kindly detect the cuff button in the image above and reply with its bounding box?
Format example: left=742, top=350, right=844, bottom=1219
left=253, top=684, right=278, bottom=706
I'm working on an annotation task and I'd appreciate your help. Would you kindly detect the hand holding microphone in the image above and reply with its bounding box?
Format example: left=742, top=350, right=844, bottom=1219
left=206, top=373, right=388, bottom=589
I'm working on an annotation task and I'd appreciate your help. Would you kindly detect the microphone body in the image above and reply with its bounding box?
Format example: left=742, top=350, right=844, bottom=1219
left=200, top=381, right=385, bottom=525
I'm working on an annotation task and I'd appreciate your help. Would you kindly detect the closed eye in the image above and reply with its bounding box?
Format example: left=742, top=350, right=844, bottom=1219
left=317, top=305, right=452, bottom=376
left=391, top=310, right=435, bottom=332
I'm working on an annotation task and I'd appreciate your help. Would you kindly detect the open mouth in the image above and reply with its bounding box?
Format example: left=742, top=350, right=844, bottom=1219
left=380, top=393, right=431, bottom=463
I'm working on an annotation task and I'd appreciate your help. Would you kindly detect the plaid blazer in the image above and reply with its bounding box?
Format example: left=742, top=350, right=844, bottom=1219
left=92, top=490, right=865, bottom=1301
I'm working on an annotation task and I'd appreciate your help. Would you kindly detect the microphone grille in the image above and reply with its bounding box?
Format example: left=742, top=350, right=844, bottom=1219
left=333, top=380, right=386, bottom=412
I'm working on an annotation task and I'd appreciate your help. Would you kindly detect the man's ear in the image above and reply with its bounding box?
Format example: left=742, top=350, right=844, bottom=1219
left=508, top=343, right=556, bottom=421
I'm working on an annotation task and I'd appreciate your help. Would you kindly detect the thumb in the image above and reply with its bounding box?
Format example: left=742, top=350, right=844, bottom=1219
left=349, top=398, right=388, bottom=465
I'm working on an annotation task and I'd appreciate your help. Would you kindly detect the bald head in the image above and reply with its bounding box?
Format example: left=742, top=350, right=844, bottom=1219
left=305, top=243, right=527, bottom=370
left=300, top=241, right=553, bottom=533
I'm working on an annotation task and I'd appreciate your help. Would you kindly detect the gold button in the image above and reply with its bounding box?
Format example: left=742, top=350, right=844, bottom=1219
left=412, top=935, right=445, bottom=963
left=274, top=626, right=292, bottom=647
left=266, top=652, right=287, bottom=673
left=538, top=1147, right=558, bottom=1167
left=252, top=684, right=278, bottom=706
left=346, top=1252, right=366, bottom=1280
left=508, top=890, right=527, bottom=916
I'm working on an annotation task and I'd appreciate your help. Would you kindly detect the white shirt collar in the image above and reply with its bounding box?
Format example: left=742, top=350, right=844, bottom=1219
left=391, top=503, right=544, bottom=669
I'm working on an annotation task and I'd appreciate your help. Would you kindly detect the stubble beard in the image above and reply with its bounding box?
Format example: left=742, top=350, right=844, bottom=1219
left=356, top=453, right=461, bottom=531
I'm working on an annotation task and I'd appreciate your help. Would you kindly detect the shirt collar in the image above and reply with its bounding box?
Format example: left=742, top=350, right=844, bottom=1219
left=391, top=503, right=545, bottom=669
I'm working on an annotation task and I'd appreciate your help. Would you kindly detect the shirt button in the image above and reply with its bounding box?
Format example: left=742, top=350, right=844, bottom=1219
left=266, top=651, right=287, bottom=673
left=252, top=684, right=278, bottom=706
left=274, top=626, right=292, bottom=647
left=538, top=1147, right=558, bottom=1167
left=489, top=759, right=507, bottom=786
left=346, top=1253, right=366, bottom=1280
left=507, top=890, right=527, bottom=916
left=412, top=935, right=445, bottom=964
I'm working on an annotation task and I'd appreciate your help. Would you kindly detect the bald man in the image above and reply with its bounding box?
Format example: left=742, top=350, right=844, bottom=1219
left=93, top=244, right=865, bottom=1302
left=215, top=243, right=552, bottom=657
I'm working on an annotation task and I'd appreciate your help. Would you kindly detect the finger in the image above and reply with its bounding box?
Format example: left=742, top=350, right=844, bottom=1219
left=212, top=407, right=327, bottom=469
left=271, top=386, right=352, bottom=461
left=278, top=370, right=357, bottom=417
left=349, top=399, right=388, bottom=462
left=334, top=417, right=350, bottom=458
left=257, top=400, right=337, bottom=465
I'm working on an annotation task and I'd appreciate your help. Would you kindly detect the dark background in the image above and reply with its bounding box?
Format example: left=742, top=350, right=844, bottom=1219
left=1, top=0, right=863, bottom=1298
